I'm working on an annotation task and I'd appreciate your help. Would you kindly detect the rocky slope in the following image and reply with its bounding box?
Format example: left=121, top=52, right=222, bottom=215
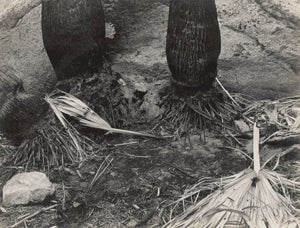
left=0, top=0, right=299, bottom=98
left=0, top=0, right=56, bottom=95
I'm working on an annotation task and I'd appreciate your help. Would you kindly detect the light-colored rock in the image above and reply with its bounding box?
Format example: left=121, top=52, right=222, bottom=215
left=0, top=0, right=41, bottom=29
left=139, top=80, right=168, bottom=119
left=234, top=120, right=250, bottom=133
left=0, top=0, right=56, bottom=96
left=105, top=22, right=116, bottom=39
left=2, top=172, right=55, bottom=207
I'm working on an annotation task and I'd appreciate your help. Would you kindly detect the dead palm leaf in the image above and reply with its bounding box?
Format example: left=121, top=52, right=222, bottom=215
left=46, top=91, right=161, bottom=139
left=164, top=124, right=300, bottom=228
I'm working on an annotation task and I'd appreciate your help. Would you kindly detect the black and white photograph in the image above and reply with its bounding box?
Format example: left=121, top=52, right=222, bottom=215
left=0, top=0, right=300, bottom=227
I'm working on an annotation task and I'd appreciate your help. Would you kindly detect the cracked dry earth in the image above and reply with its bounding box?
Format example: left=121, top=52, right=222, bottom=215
left=0, top=0, right=300, bottom=227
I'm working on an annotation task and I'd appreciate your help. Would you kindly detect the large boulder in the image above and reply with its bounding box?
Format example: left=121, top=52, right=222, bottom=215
left=216, top=0, right=300, bottom=99
left=0, top=0, right=56, bottom=96
left=218, top=60, right=300, bottom=99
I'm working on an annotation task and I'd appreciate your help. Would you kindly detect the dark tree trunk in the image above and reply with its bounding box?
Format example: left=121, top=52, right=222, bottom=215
left=0, top=66, right=24, bottom=108
left=166, top=0, right=221, bottom=96
left=0, top=66, right=48, bottom=144
left=41, top=0, right=105, bottom=80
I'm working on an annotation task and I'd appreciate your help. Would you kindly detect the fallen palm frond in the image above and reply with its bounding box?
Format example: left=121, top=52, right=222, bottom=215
left=164, top=124, right=300, bottom=228
left=46, top=90, right=161, bottom=139
left=164, top=169, right=300, bottom=228
left=3, top=94, right=102, bottom=169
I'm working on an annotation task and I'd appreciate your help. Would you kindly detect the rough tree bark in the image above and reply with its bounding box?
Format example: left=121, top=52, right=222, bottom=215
left=41, top=0, right=105, bottom=80
left=0, top=66, right=48, bottom=143
left=166, top=0, right=221, bottom=96
left=0, top=66, right=24, bottom=109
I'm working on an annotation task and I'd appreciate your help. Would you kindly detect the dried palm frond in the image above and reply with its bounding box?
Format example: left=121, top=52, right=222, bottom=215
left=46, top=90, right=161, bottom=139
left=10, top=95, right=100, bottom=169
left=164, top=169, right=300, bottom=228
left=164, top=124, right=300, bottom=228
left=2, top=96, right=101, bottom=169
left=239, top=96, right=300, bottom=142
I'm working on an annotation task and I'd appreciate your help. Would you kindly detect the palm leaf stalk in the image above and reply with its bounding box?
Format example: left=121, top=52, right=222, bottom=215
left=164, top=123, right=300, bottom=228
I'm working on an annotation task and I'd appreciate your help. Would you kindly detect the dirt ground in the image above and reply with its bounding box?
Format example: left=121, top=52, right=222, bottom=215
left=0, top=0, right=300, bottom=227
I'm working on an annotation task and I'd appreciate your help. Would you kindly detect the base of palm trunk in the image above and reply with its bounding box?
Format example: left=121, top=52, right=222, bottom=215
left=171, top=78, right=216, bottom=98
left=0, top=65, right=49, bottom=144
left=162, top=87, right=242, bottom=141
left=10, top=116, right=98, bottom=169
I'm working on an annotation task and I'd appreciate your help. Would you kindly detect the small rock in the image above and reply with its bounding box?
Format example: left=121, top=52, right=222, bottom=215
left=139, top=80, right=168, bottom=119
left=127, top=219, right=138, bottom=228
left=135, top=82, right=149, bottom=94
left=234, top=120, right=250, bottom=133
left=2, top=172, right=55, bottom=207
left=105, top=22, right=116, bottom=39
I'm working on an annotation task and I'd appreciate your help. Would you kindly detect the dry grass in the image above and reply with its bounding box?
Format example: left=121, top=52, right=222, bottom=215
left=12, top=120, right=99, bottom=170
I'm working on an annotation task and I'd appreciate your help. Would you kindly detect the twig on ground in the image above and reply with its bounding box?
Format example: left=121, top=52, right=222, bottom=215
left=116, top=151, right=152, bottom=159
left=109, top=142, right=139, bottom=147
left=89, top=156, right=114, bottom=191
left=216, top=78, right=239, bottom=107
left=17, top=213, right=30, bottom=220
left=11, top=204, right=58, bottom=228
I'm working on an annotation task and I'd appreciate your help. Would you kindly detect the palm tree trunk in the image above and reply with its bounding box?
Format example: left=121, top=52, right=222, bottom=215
left=41, top=0, right=105, bottom=80
left=0, top=66, right=48, bottom=144
left=166, top=0, right=221, bottom=96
